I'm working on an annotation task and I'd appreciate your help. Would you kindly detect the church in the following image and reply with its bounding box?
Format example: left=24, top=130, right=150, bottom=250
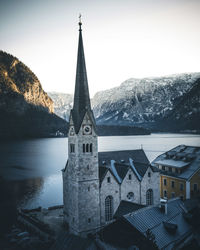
left=62, top=20, right=160, bottom=237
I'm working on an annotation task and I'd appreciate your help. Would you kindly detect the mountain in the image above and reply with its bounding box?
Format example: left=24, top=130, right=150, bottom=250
left=92, top=73, right=200, bottom=131
left=49, top=73, right=200, bottom=132
left=0, top=51, right=68, bottom=138
left=164, top=78, right=200, bottom=132
left=48, top=92, right=73, bottom=121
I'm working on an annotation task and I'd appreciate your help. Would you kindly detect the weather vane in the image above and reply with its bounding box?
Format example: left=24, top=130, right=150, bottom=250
left=79, top=14, right=82, bottom=23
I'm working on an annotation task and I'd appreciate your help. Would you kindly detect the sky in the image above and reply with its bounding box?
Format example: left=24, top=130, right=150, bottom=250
left=0, top=0, right=200, bottom=97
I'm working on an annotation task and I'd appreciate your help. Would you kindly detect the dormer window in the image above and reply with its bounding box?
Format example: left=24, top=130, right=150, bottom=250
left=107, top=177, right=111, bottom=183
left=128, top=174, right=132, bottom=180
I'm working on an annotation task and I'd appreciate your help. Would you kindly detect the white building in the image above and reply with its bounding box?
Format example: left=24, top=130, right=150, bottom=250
left=62, top=20, right=160, bottom=237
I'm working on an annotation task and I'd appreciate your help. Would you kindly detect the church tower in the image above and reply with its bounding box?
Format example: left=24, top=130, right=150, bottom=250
left=62, top=19, right=100, bottom=237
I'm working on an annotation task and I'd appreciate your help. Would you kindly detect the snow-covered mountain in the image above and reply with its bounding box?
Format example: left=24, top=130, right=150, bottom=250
left=92, top=73, right=200, bottom=127
left=49, top=73, right=200, bottom=131
left=48, top=92, right=73, bottom=121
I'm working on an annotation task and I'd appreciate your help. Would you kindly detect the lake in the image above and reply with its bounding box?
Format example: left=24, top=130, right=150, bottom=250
left=0, top=133, right=200, bottom=210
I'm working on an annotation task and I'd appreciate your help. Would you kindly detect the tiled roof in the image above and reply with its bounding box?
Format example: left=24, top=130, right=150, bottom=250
left=98, top=149, right=149, bottom=166
left=123, top=198, right=193, bottom=249
left=98, top=150, right=152, bottom=184
left=114, top=200, right=145, bottom=219
left=151, top=145, right=200, bottom=180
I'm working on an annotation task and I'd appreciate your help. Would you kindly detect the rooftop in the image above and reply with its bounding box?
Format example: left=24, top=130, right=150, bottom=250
left=98, top=150, right=157, bottom=184
left=151, top=145, right=200, bottom=180
left=124, top=198, right=193, bottom=249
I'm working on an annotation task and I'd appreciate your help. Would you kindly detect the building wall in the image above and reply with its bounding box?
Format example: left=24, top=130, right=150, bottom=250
left=190, top=169, right=200, bottom=198
left=160, top=175, right=186, bottom=200
left=121, top=168, right=140, bottom=204
left=100, top=171, right=120, bottom=226
left=141, top=167, right=160, bottom=205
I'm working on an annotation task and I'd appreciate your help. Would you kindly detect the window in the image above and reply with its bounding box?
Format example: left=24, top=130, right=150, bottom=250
left=70, top=144, right=75, bottom=153
left=180, top=183, right=184, bottom=191
left=128, top=174, right=132, bottom=180
left=86, top=144, right=89, bottom=152
left=163, top=190, right=167, bottom=198
left=169, top=167, right=172, bottom=172
left=88, top=218, right=91, bottom=223
left=83, top=143, right=92, bottom=153
left=146, top=189, right=153, bottom=205
left=162, top=166, right=165, bottom=171
left=88, top=186, right=90, bottom=191
left=171, top=181, right=175, bottom=188
left=193, top=183, right=198, bottom=192
left=127, top=192, right=134, bottom=201
left=105, top=196, right=113, bottom=221
left=148, top=172, right=151, bottom=177
left=171, top=192, right=175, bottom=198
left=175, top=168, right=179, bottom=174
left=163, top=179, right=167, bottom=186
left=107, top=177, right=111, bottom=183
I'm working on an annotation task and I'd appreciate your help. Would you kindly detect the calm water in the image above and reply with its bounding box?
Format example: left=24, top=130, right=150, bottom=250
left=0, top=133, right=200, bottom=210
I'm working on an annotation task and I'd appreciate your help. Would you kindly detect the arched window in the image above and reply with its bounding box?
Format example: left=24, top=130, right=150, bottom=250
left=105, top=196, right=113, bottom=221
left=146, top=189, right=153, bottom=205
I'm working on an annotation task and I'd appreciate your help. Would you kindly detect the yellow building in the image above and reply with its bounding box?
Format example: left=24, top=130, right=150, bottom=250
left=152, top=145, right=200, bottom=200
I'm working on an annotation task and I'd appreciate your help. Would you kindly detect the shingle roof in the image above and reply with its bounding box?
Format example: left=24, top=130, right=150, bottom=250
left=98, top=149, right=149, bottom=166
left=151, top=145, right=200, bottom=180
left=123, top=198, right=193, bottom=249
left=98, top=150, right=151, bottom=184
left=114, top=200, right=145, bottom=219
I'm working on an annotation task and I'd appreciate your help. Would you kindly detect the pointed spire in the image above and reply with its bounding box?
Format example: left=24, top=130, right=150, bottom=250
left=71, top=17, right=95, bottom=134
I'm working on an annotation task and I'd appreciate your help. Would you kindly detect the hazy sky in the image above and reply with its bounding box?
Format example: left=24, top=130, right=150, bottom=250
left=0, top=0, right=200, bottom=96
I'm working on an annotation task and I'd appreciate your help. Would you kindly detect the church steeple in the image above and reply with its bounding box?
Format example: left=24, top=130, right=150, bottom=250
left=71, top=17, right=94, bottom=134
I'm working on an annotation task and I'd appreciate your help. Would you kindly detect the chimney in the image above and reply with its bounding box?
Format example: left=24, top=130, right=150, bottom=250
left=160, top=198, right=168, bottom=215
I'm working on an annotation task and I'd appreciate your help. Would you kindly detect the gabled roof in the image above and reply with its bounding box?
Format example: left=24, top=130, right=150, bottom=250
left=123, top=198, right=193, bottom=249
left=151, top=145, right=200, bottom=180
left=98, top=150, right=152, bottom=184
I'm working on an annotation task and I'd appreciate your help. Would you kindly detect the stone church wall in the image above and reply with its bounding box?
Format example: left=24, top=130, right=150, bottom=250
left=121, top=168, right=141, bottom=204
left=100, top=171, right=120, bottom=225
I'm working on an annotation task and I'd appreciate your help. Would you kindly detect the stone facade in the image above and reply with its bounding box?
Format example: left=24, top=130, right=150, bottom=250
left=63, top=112, right=100, bottom=236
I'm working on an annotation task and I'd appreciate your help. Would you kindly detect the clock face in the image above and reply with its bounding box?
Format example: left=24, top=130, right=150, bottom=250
left=69, top=126, right=75, bottom=136
left=83, top=125, right=92, bottom=135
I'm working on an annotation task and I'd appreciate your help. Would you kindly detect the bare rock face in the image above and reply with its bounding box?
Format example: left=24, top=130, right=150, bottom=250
left=0, top=51, right=67, bottom=138
left=0, top=51, right=54, bottom=114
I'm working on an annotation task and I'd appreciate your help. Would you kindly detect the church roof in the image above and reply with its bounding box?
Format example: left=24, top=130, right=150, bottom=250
left=71, top=21, right=96, bottom=134
left=98, top=149, right=149, bottom=166
left=98, top=150, right=155, bottom=184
